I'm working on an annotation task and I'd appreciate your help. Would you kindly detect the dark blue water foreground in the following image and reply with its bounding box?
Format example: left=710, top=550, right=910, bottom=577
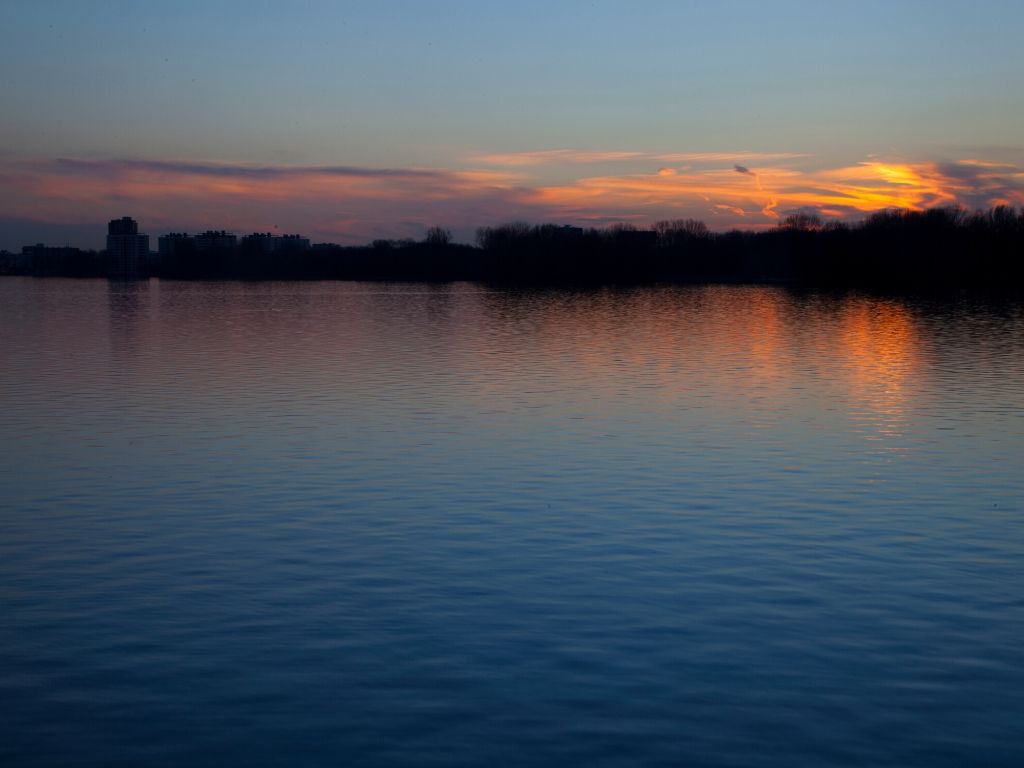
left=2, top=278, right=1023, bottom=767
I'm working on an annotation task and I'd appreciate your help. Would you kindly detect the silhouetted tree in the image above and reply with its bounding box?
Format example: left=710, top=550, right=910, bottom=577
left=16, top=205, right=1024, bottom=292
left=780, top=212, right=823, bottom=231
left=654, top=218, right=709, bottom=242
left=425, top=226, right=452, bottom=245
left=604, top=222, right=638, bottom=235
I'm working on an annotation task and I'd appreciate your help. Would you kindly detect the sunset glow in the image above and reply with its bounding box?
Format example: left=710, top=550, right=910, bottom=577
left=2, top=154, right=1023, bottom=247
left=2, top=1, right=1023, bottom=248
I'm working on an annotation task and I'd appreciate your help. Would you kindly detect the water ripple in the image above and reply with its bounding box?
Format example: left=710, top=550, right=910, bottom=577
left=2, top=279, right=1024, bottom=767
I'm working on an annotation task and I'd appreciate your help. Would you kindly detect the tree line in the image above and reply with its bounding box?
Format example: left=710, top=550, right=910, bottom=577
left=3, top=206, right=1023, bottom=292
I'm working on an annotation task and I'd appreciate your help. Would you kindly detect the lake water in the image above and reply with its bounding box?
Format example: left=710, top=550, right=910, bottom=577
left=2, top=277, right=1024, bottom=767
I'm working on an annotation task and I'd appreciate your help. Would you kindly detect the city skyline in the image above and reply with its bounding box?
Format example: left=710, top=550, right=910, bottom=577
left=3, top=1, right=1024, bottom=250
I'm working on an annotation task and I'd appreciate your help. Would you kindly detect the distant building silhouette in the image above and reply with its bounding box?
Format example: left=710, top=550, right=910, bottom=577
left=158, top=232, right=192, bottom=256
left=22, top=243, right=96, bottom=276
left=194, top=231, right=237, bottom=251
left=240, top=232, right=311, bottom=252
left=7, top=204, right=1022, bottom=288
left=106, top=217, right=149, bottom=278
left=0, top=248, right=23, bottom=275
left=108, top=217, right=138, bottom=236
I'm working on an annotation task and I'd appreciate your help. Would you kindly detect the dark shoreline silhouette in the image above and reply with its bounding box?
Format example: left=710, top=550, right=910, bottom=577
left=2, top=206, right=1023, bottom=293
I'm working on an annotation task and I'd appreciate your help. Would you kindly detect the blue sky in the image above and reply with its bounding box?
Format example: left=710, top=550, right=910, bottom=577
left=2, top=0, right=1024, bottom=247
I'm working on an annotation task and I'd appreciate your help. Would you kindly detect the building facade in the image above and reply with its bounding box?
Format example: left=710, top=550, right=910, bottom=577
left=106, top=217, right=149, bottom=278
left=194, top=231, right=237, bottom=251
left=240, top=232, right=311, bottom=252
left=158, top=232, right=192, bottom=256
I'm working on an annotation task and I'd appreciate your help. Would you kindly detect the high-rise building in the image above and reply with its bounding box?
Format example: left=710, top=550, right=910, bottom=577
left=108, top=217, right=138, bottom=236
left=106, top=217, right=149, bottom=278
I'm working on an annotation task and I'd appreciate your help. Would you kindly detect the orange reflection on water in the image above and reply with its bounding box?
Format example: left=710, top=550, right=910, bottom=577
left=833, top=298, right=923, bottom=446
left=455, top=288, right=926, bottom=454
left=84, top=282, right=931, bottom=457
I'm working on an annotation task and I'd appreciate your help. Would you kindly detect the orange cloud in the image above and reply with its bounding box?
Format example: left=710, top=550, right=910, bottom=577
left=2, top=153, right=1023, bottom=247
left=0, top=158, right=536, bottom=244
left=714, top=204, right=747, bottom=217
left=524, top=159, right=1024, bottom=225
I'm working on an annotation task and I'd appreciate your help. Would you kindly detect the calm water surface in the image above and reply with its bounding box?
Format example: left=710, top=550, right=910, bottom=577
left=2, top=278, right=1024, bottom=767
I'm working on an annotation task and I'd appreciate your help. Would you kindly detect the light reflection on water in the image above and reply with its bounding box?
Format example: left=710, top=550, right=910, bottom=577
left=2, top=278, right=1024, bottom=767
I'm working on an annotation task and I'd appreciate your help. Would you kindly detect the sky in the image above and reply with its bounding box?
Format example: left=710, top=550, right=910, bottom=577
left=2, top=0, right=1024, bottom=248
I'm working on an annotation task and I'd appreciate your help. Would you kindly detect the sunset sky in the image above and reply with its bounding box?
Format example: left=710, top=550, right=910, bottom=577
left=2, top=0, right=1024, bottom=248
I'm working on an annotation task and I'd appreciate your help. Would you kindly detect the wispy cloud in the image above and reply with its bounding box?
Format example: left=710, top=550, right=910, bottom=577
left=733, top=163, right=763, bottom=191
left=53, top=158, right=448, bottom=180
left=470, top=148, right=809, bottom=167
left=656, top=151, right=810, bottom=163
left=2, top=154, right=1023, bottom=249
left=525, top=159, right=1024, bottom=227
left=469, top=149, right=646, bottom=166
left=0, top=158, right=535, bottom=245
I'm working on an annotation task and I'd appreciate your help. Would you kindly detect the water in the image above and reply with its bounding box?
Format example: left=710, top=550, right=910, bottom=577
left=2, top=278, right=1023, bottom=767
